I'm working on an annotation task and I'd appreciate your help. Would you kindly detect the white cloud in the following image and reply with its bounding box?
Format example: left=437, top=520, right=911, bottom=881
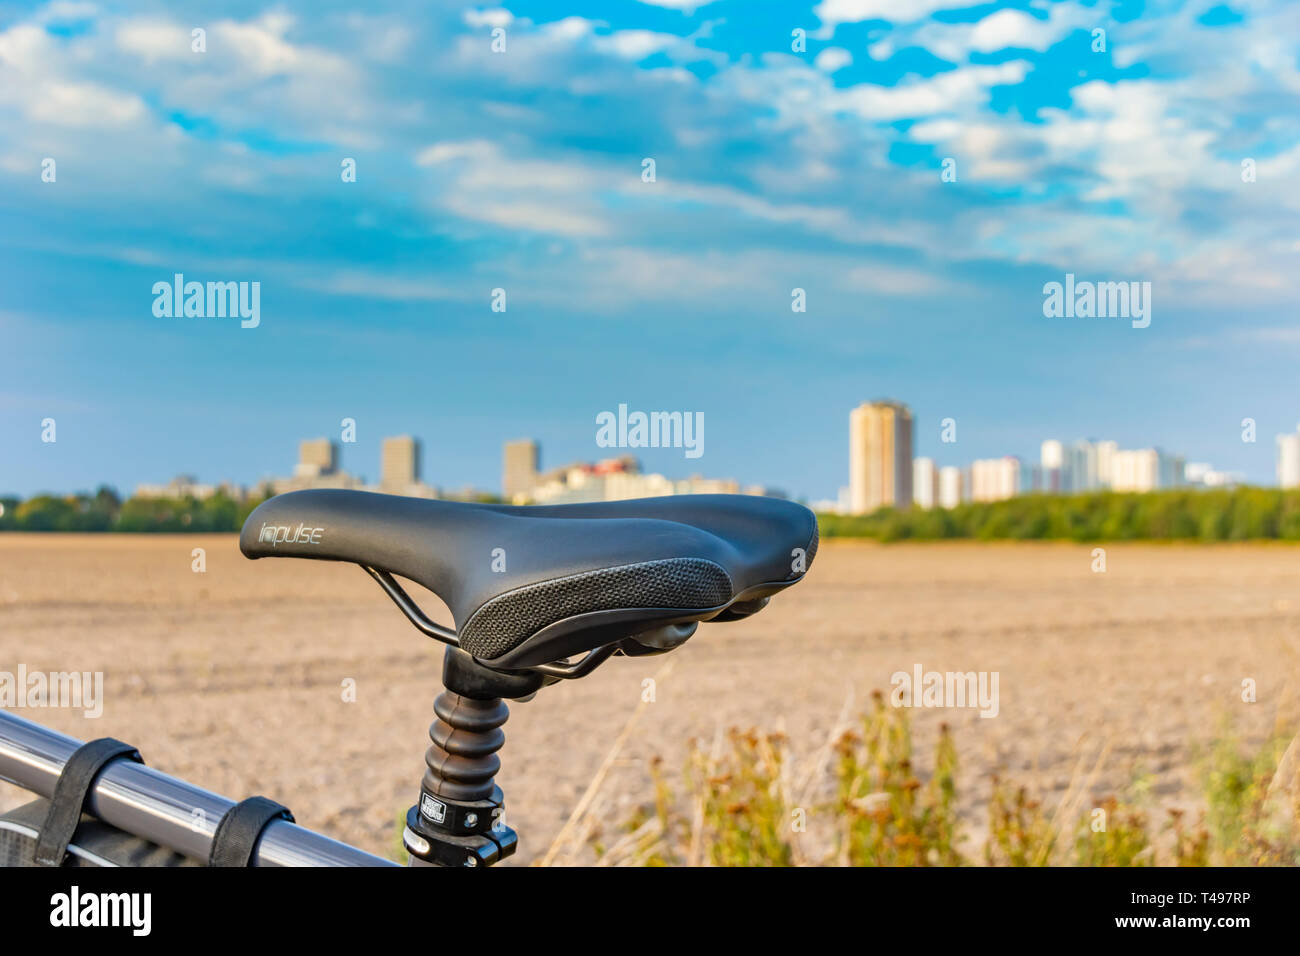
left=0, top=23, right=54, bottom=71
left=844, top=261, right=969, bottom=297
left=213, top=13, right=351, bottom=79
left=115, top=21, right=192, bottom=63
left=908, top=119, right=1034, bottom=180
left=418, top=139, right=592, bottom=192
left=33, top=81, right=146, bottom=127
left=1039, top=80, right=1218, bottom=200
left=814, top=47, right=852, bottom=73
left=894, top=5, right=1088, bottom=62
left=34, top=2, right=98, bottom=26
left=4, top=0, right=1300, bottom=312
left=636, top=0, right=718, bottom=11
left=597, top=29, right=679, bottom=60
left=835, top=61, right=1029, bottom=121
left=814, top=0, right=973, bottom=35
left=309, top=270, right=459, bottom=302
left=416, top=140, right=497, bottom=165
left=543, top=17, right=595, bottom=42
left=0, top=23, right=148, bottom=128
left=463, top=8, right=514, bottom=29
left=446, top=197, right=610, bottom=237
left=970, top=10, right=1061, bottom=52
left=417, top=139, right=612, bottom=236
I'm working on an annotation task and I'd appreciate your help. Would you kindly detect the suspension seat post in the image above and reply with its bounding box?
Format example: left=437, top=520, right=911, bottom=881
left=426, top=692, right=507, bottom=803
left=402, top=647, right=542, bottom=867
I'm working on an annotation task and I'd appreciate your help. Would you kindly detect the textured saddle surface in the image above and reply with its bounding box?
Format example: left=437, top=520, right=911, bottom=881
left=240, top=490, right=818, bottom=667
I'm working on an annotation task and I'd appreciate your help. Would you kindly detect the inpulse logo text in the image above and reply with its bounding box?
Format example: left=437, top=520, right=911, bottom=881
left=258, top=523, right=324, bottom=547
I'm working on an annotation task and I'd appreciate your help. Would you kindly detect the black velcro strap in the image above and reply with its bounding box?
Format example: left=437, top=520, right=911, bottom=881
left=34, top=737, right=143, bottom=867
left=208, top=796, right=294, bottom=867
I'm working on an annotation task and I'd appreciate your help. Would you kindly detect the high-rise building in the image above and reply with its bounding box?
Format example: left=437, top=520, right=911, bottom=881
left=1040, top=439, right=1064, bottom=493
left=381, top=435, right=421, bottom=490
left=503, top=439, right=540, bottom=502
left=849, top=400, right=914, bottom=514
left=296, top=438, right=337, bottom=478
left=971, top=457, right=1021, bottom=502
left=523, top=456, right=747, bottom=505
left=938, top=466, right=963, bottom=509
left=1095, top=440, right=1117, bottom=488
left=270, top=437, right=363, bottom=494
left=913, top=457, right=938, bottom=510
left=1159, top=452, right=1185, bottom=489
left=1110, top=449, right=1160, bottom=492
left=1022, top=463, right=1044, bottom=494
left=1278, top=427, right=1300, bottom=489
left=1067, top=440, right=1099, bottom=492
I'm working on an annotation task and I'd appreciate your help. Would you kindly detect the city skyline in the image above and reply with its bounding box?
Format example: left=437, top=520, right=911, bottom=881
left=127, top=430, right=762, bottom=506
left=845, top=402, right=1278, bottom=515
left=23, top=406, right=1300, bottom=511
left=10, top=359, right=1296, bottom=496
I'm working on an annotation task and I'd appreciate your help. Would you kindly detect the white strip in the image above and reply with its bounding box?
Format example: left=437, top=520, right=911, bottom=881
left=0, top=818, right=121, bottom=867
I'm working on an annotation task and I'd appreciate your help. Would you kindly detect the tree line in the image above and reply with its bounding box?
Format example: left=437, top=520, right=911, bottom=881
left=0, top=486, right=505, bottom=532
left=820, top=487, right=1300, bottom=542
left=0, top=487, right=268, bottom=533
left=5, top=486, right=1300, bottom=540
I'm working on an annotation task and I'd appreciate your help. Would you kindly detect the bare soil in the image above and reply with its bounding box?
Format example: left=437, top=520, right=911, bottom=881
left=2, top=534, right=1297, bottom=864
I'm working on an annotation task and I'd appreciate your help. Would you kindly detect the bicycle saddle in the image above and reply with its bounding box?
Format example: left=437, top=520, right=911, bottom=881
left=240, top=489, right=818, bottom=670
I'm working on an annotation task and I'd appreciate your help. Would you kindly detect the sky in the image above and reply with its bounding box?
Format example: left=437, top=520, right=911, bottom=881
left=2, top=0, right=1299, bottom=501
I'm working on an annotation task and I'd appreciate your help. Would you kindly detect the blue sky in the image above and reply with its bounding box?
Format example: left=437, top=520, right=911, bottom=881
left=2, top=0, right=1298, bottom=500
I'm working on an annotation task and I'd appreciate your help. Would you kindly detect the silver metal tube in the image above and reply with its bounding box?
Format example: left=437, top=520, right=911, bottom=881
left=0, top=710, right=397, bottom=867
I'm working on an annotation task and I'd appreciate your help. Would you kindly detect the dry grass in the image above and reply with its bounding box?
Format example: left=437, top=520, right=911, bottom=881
left=571, top=695, right=1300, bottom=867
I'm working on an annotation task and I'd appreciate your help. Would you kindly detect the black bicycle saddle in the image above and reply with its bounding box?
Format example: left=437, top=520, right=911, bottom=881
left=240, top=489, right=818, bottom=669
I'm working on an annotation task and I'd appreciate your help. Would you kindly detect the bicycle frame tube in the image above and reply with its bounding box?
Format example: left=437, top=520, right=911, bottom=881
left=0, top=711, right=396, bottom=867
